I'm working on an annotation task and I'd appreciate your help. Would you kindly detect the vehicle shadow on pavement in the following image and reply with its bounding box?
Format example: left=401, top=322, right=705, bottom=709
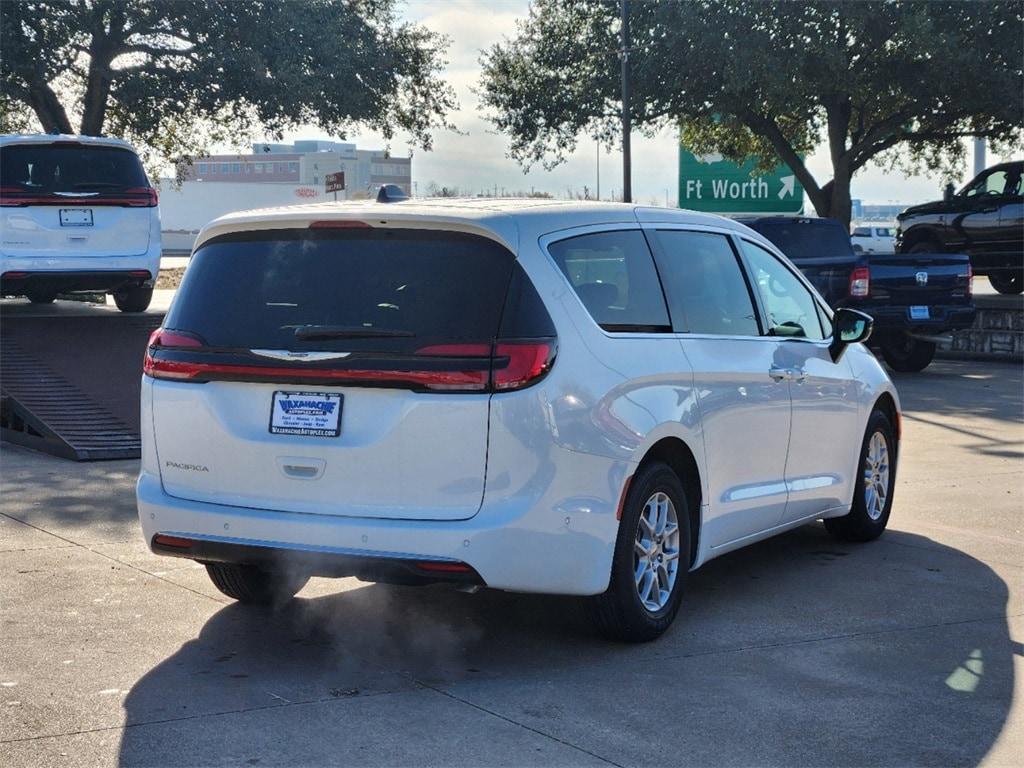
left=116, top=524, right=1016, bottom=767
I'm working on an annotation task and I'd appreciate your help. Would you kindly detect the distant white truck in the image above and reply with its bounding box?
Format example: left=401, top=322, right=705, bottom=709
left=850, top=224, right=896, bottom=255
left=0, top=134, right=161, bottom=312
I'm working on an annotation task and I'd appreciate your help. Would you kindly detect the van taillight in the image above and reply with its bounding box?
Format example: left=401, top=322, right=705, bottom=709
left=492, top=342, right=555, bottom=391
left=144, top=329, right=205, bottom=379
left=848, top=267, right=870, bottom=298
left=0, top=186, right=158, bottom=207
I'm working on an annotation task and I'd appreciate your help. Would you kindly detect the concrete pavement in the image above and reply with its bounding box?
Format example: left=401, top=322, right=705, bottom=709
left=1, top=359, right=1021, bottom=767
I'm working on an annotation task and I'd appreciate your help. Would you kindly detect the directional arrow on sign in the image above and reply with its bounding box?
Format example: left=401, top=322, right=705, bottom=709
left=778, top=175, right=795, bottom=199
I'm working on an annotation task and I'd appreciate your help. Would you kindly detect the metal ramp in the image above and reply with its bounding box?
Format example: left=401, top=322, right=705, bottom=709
left=1, top=310, right=162, bottom=460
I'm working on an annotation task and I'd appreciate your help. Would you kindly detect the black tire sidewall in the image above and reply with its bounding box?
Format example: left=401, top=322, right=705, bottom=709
left=113, top=284, right=154, bottom=313
left=601, top=463, right=691, bottom=639
left=829, top=410, right=897, bottom=541
left=881, top=337, right=936, bottom=373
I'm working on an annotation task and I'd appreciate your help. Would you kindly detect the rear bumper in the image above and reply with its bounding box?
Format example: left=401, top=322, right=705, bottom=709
left=854, top=304, right=976, bottom=335
left=1, top=269, right=154, bottom=295
left=0, top=247, right=161, bottom=295
left=136, top=455, right=625, bottom=596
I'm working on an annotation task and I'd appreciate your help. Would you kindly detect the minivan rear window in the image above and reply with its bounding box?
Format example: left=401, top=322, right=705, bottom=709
left=164, top=229, right=517, bottom=353
left=0, top=143, right=149, bottom=193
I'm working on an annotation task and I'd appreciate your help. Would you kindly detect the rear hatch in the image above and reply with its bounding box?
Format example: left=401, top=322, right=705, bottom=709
left=0, top=142, right=154, bottom=258
left=864, top=253, right=972, bottom=305
left=147, top=226, right=554, bottom=521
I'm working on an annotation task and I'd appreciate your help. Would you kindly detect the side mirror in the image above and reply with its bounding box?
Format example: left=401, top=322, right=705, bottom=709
left=829, top=308, right=873, bottom=363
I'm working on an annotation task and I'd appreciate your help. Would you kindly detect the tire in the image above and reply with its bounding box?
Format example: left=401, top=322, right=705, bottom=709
left=880, top=335, right=936, bottom=373
left=590, top=462, right=691, bottom=643
left=989, top=270, right=1024, bottom=295
left=25, top=289, right=57, bottom=304
left=113, top=284, right=153, bottom=313
left=205, top=562, right=309, bottom=605
left=907, top=241, right=940, bottom=255
left=825, top=410, right=897, bottom=542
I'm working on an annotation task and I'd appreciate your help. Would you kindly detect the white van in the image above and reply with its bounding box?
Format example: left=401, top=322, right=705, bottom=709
left=0, top=134, right=161, bottom=311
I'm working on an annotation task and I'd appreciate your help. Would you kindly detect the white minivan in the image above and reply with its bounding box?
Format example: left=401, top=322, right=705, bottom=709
left=138, top=199, right=900, bottom=641
left=0, top=134, right=161, bottom=311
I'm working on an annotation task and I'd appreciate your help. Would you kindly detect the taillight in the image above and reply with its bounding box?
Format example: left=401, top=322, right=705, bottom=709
left=848, top=267, right=870, bottom=298
left=0, top=186, right=158, bottom=207
left=492, top=342, right=555, bottom=391
left=144, top=328, right=205, bottom=379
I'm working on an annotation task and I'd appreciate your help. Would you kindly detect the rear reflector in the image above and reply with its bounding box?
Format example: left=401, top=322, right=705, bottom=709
left=616, top=474, right=634, bottom=521
left=415, top=561, right=473, bottom=573
left=153, top=534, right=194, bottom=549
left=848, top=267, right=870, bottom=298
left=2, top=271, right=28, bottom=279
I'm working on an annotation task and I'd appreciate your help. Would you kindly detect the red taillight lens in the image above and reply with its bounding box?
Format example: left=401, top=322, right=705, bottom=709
left=144, top=328, right=205, bottom=378
left=0, top=186, right=157, bottom=207
left=492, top=342, right=555, bottom=391
left=122, top=187, right=159, bottom=207
left=848, top=267, right=870, bottom=298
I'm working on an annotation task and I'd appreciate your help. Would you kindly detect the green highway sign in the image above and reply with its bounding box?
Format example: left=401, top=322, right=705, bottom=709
left=678, top=148, right=803, bottom=214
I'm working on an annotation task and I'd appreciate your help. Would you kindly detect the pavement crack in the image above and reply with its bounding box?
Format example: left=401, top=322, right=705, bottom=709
left=405, top=675, right=624, bottom=767
left=0, top=510, right=227, bottom=605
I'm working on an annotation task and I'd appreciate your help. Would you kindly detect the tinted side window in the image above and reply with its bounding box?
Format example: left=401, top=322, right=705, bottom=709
left=651, top=230, right=759, bottom=336
left=739, top=240, right=825, bottom=340
left=548, top=230, right=670, bottom=331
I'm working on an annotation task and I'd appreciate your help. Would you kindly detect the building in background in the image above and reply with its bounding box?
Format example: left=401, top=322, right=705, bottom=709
left=181, top=140, right=411, bottom=196
left=160, top=141, right=412, bottom=251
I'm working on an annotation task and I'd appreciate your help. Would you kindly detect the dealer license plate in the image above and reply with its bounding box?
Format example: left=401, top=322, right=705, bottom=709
left=269, top=391, right=342, bottom=437
left=59, top=208, right=94, bottom=227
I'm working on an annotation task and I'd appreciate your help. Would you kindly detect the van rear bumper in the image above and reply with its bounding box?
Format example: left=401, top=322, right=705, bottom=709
left=136, top=462, right=625, bottom=596
left=1, top=248, right=161, bottom=295
left=1, top=269, right=154, bottom=295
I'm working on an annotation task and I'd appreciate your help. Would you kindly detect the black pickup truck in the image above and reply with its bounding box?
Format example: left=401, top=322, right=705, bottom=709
left=896, top=161, right=1023, bottom=294
left=738, top=216, right=975, bottom=372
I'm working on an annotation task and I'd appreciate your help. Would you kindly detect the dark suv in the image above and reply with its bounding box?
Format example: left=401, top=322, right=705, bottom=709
left=896, top=161, right=1024, bottom=294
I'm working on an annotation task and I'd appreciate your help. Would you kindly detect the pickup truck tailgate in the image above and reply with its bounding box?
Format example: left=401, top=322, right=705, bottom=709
left=867, top=253, right=971, bottom=305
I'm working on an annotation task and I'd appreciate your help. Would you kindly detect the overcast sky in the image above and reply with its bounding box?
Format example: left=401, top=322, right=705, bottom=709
left=270, top=0, right=1013, bottom=207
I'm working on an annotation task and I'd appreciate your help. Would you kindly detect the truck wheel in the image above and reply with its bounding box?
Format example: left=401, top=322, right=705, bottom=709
left=590, top=462, right=691, bottom=643
left=880, top=335, right=936, bottom=373
left=989, top=271, right=1023, bottom=295
left=113, top=284, right=153, bottom=313
left=907, top=241, right=941, bottom=254
left=25, top=289, right=57, bottom=304
left=205, top=562, right=309, bottom=605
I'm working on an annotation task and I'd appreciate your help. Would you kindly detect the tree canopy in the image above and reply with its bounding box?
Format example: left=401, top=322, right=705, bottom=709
left=1, top=0, right=456, bottom=169
left=480, top=0, right=1024, bottom=223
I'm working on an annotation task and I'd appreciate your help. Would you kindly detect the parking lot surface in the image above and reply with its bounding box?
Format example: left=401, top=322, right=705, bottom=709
left=1, top=359, right=1021, bottom=767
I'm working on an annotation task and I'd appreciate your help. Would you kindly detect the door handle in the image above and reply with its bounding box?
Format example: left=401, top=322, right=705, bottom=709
left=769, top=366, right=806, bottom=383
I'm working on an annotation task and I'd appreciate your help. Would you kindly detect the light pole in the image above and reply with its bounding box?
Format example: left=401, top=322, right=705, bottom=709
left=620, top=0, right=632, bottom=203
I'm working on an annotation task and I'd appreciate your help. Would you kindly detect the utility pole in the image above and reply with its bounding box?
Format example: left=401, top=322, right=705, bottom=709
left=973, top=137, right=986, bottom=176
left=596, top=141, right=601, bottom=200
left=620, top=0, right=632, bottom=203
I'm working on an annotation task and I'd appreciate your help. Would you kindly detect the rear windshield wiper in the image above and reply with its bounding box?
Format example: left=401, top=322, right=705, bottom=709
left=292, top=325, right=415, bottom=340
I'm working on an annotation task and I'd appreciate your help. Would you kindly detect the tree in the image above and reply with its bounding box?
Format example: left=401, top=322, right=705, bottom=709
left=479, top=0, right=1023, bottom=225
left=1, top=0, right=456, bottom=169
